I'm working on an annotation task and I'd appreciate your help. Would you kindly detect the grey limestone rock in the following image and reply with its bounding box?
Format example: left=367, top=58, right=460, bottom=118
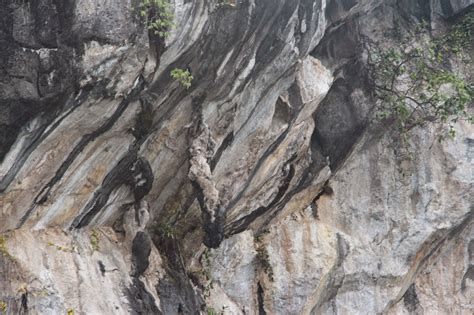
left=0, top=0, right=473, bottom=314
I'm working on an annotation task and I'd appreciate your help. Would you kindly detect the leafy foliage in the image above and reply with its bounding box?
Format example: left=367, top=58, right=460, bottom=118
left=90, top=230, right=100, bottom=252
left=206, top=307, right=219, bottom=315
left=153, top=223, right=175, bottom=239
left=47, top=241, right=75, bottom=253
left=0, top=300, right=6, bottom=313
left=139, top=0, right=174, bottom=38
left=367, top=12, right=473, bottom=140
left=0, top=235, right=15, bottom=261
left=217, top=0, right=236, bottom=7
left=206, top=306, right=229, bottom=315
left=201, top=249, right=214, bottom=298
left=171, top=68, right=193, bottom=89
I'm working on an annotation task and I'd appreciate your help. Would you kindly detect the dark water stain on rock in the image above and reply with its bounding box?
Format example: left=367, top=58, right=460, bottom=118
left=131, top=231, right=152, bottom=277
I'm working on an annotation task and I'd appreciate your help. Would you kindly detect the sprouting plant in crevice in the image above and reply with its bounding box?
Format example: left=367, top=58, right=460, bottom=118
left=139, top=0, right=174, bottom=38
left=254, top=233, right=274, bottom=282
left=90, top=230, right=100, bottom=252
left=254, top=229, right=270, bottom=243
left=256, top=246, right=274, bottom=282
left=217, top=0, right=237, bottom=8
left=0, top=300, right=7, bottom=313
left=47, top=242, right=75, bottom=253
left=200, top=248, right=214, bottom=298
left=366, top=11, right=473, bottom=144
left=170, top=68, right=193, bottom=89
left=206, top=305, right=228, bottom=315
left=153, top=223, right=176, bottom=239
left=0, top=235, right=15, bottom=261
left=66, top=308, right=75, bottom=315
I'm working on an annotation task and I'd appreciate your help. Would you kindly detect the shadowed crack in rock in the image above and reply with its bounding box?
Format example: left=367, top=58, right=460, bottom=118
left=403, top=284, right=421, bottom=313
left=70, top=154, right=154, bottom=229
left=126, top=278, right=162, bottom=315
left=131, top=231, right=152, bottom=277
left=257, top=282, right=267, bottom=315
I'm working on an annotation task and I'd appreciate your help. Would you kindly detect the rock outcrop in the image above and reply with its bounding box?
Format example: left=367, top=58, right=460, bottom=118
left=0, top=0, right=472, bottom=314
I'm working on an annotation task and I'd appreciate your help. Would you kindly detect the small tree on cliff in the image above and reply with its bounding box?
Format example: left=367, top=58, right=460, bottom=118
left=139, top=0, right=174, bottom=38
left=366, top=12, right=473, bottom=142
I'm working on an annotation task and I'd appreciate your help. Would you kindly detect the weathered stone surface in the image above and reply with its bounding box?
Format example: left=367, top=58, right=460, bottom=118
left=0, top=0, right=473, bottom=314
left=0, top=227, right=163, bottom=314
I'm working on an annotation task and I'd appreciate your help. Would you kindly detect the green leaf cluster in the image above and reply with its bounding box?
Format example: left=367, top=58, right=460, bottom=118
left=170, top=68, right=193, bottom=89
left=368, top=11, right=473, bottom=140
left=90, top=230, right=100, bottom=252
left=0, top=235, right=15, bottom=261
left=206, top=306, right=229, bottom=315
left=200, top=249, right=214, bottom=298
left=139, top=0, right=174, bottom=38
left=217, top=0, right=236, bottom=7
left=153, top=222, right=176, bottom=239
left=0, top=300, right=6, bottom=313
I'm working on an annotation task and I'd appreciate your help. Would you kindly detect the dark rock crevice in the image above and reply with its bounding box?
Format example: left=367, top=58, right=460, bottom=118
left=310, top=67, right=371, bottom=171
left=131, top=231, right=152, bottom=277
left=70, top=153, right=154, bottom=229
left=461, top=265, right=474, bottom=292
left=403, top=284, right=421, bottom=313
left=210, top=131, right=234, bottom=172
left=153, top=232, right=203, bottom=314
left=192, top=179, right=225, bottom=249
left=126, top=278, right=162, bottom=315
left=257, top=282, right=267, bottom=315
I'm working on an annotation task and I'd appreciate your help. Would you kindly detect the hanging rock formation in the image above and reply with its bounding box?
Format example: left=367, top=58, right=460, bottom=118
left=0, top=0, right=473, bottom=314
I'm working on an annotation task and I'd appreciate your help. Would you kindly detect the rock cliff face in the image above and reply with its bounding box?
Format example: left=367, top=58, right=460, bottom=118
left=0, top=0, right=472, bottom=314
